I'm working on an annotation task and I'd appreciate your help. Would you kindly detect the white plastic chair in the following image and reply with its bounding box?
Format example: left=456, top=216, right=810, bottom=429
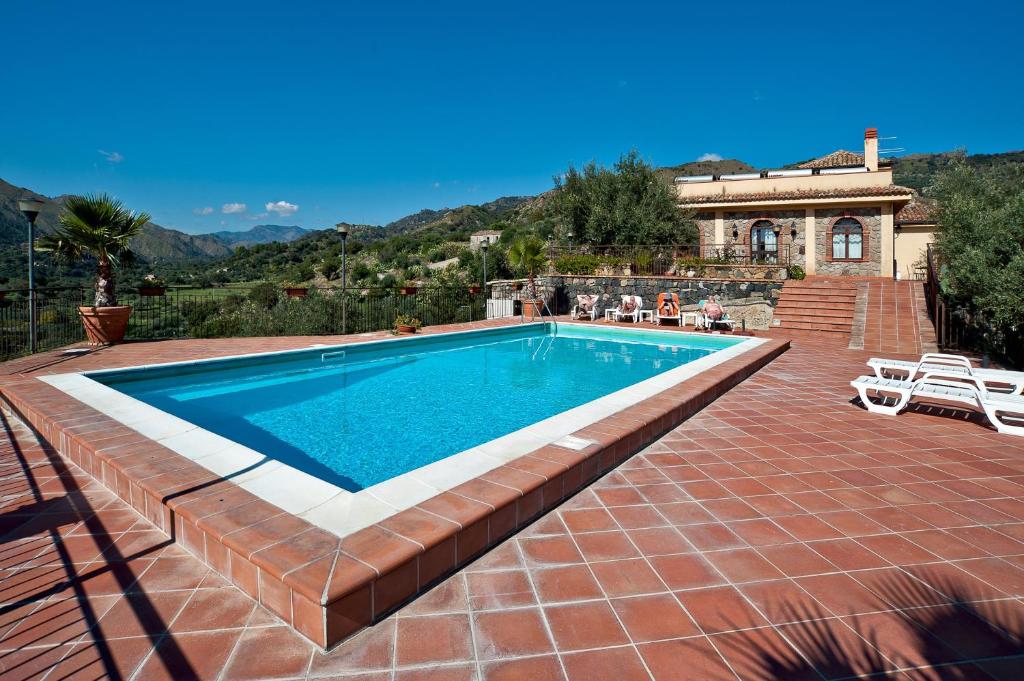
left=571, top=294, right=599, bottom=321
left=614, top=295, right=643, bottom=323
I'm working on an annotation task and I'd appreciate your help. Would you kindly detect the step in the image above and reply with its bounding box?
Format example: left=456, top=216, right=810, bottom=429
left=780, top=288, right=858, bottom=298
left=777, top=295, right=857, bottom=306
left=776, top=301, right=857, bottom=311
left=783, top=280, right=859, bottom=290
left=776, top=319, right=853, bottom=332
left=775, top=303, right=856, bottom=315
left=775, top=313, right=854, bottom=325
left=774, top=311, right=855, bottom=323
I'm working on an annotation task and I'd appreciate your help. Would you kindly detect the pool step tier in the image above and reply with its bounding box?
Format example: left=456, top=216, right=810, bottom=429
left=772, top=279, right=858, bottom=337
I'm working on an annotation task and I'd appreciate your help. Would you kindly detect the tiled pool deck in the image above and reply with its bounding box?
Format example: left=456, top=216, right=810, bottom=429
left=2, top=322, right=1024, bottom=679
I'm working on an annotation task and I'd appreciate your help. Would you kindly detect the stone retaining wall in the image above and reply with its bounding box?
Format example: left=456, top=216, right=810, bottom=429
left=488, top=276, right=783, bottom=329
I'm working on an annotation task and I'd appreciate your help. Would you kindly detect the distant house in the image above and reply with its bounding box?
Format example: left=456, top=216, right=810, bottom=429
left=676, top=128, right=936, bottom=279
left=469, top=230, right=502, bottom=251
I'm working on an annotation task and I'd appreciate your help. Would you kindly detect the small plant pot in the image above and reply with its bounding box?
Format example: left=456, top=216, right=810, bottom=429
left=400, top=286, right=418, bottom=295
left=78, top=305, right=131, bottom=345
left=468, top=285, right=482, bottom=294
left=396, top=324, right=418, bottom=334
left=285, top=287, right=308, bottom=298
left=137, top=287, right=165, bottom=297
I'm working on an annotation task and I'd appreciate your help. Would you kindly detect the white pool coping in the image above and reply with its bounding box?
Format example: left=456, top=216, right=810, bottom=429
left=39, top=323, right=766, bottom=539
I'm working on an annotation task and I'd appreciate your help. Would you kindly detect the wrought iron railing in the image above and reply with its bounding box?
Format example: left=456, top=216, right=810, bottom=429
left=0, top=285, right=509, bottom=362
left=548, top=243, right=791, bottom=276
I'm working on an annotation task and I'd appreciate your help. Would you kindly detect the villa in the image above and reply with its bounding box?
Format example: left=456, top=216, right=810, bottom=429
left=677, top=128, right=938, bottom=281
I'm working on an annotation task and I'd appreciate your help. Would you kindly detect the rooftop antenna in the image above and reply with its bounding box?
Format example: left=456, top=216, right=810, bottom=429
left=878, top=135, right=904, bottom=155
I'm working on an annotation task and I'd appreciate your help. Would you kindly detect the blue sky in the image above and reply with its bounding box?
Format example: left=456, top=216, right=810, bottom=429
left=2, top=0, right=1022, bottom=234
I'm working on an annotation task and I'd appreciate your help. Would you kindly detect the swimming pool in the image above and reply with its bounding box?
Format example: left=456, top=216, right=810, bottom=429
left=42, top=323, right=762, bottom=536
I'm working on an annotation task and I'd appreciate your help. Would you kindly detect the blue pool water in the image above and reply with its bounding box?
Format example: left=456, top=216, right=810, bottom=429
left=92, top=324, right=741, bottom=491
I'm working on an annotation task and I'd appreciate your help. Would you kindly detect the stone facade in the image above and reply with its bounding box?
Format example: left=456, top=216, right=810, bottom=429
left=695, top=213, right=716, bottom=250
left=721, top=209, right=806, bottom=269
left=814, top=207, right=882, bottom=277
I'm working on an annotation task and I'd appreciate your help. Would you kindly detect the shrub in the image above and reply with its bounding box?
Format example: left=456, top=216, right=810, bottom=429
left=553, top=254, right=601, bottom=275
left=787, top=265, right=806, bottom=280
left=248, top=282, right=280, bottom=310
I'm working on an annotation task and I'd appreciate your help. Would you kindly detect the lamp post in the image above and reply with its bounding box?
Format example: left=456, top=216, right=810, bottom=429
left=335, top=223, right=349, bottom=334
left=18, top=198, right=44, bottom=354
left=481, top=241, right=489, bottom=319
left=567, top=232, right=573, bottom=253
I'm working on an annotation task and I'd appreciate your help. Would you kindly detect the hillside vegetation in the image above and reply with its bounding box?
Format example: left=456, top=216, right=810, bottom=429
left=1, top=149, right=1020, bottom=290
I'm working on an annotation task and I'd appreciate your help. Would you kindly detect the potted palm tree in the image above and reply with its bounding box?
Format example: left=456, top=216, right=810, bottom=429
left=38, top=194, right=149, bottom=345
left=507, top=235, right=548, bottom=320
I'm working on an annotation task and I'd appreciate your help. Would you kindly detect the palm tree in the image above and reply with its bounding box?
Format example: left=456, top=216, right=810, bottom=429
left=507, top=235, right=548, bottom=305
left=38, top=194, right=150, bottom=307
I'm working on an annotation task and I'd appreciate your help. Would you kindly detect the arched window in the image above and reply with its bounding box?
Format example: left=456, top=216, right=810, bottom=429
left=750, top=220, right=778, bottom=263
left=832, top=218, right=863, bottom=260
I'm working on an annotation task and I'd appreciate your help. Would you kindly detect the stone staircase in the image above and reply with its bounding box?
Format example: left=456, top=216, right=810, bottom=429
left=772, top=277, right=859, bottom=339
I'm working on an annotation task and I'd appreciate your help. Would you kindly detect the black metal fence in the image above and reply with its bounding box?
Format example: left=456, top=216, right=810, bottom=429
left=0, top=285, right=508, bottom=362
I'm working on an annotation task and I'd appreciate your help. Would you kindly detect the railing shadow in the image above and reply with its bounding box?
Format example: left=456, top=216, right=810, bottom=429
left=719, top=569, right=1024, bottom=679
left=0, top=411, right=196, bottom=681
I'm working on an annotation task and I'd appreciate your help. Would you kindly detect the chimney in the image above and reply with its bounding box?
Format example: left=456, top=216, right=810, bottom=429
left=864, top=127, right=879, bottom=171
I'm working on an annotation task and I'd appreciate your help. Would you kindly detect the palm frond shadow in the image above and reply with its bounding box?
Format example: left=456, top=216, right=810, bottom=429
left=717, top=569, right=1024, bottom=680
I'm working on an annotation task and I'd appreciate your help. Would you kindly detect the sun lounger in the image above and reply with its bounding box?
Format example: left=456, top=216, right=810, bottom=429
left=572, top=294, right=599, bottom=321
left=851, top=373, right=1024, bottom=436
left=656, top=293, right=681, bottom=326
left=867, top=353, right=1024, bottom=395
left=613, top=295, right=643, bottom=323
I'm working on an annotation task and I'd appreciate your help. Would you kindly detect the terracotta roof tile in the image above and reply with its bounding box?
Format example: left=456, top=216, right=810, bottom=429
left=679, top=185, right=915, bottom=206
left=895, top=199, right=938, bottom=224
left=797, top=150, right=865, bottom=169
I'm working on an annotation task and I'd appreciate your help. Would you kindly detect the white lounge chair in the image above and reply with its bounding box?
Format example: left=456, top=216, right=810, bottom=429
left=572, top=294, right=599, bottom=321
left=655, top=293, right=681, bottom=326
left=867, top=353, right=1024, bottom=395
left=851, top=373, right=1024, bottom=436
left=613, top=295, right=643, bottom=323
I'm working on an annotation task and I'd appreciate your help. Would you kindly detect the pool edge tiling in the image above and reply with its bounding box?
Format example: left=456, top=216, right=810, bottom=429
left=41, top=323, right=759, bottom=539
left=0, top=326, right=788, bottom=649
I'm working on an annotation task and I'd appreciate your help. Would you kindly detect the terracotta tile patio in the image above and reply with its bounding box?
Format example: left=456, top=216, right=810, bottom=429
left=2, top=327, right=1024, bottom=679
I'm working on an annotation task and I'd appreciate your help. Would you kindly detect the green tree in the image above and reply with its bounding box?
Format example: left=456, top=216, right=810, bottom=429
left=553, top=150, right=697, bottom=245
left=931, top=156, right=1024, bottom=353
left=38, top=194, right=150, bottom=306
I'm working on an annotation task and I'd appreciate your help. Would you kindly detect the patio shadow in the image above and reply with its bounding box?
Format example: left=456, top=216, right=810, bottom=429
left=719, top=569, right=1024, bottom=679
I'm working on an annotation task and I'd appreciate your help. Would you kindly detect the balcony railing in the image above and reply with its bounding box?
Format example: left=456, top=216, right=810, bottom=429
left=548, top=243, right=791, bottom=276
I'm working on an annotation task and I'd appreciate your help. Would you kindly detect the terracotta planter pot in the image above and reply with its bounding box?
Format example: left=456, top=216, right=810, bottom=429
left=78, top=306, right=131, bottom=345
left=400, top=286, right=417, bottom=295
left=468, top=286, right=481, bottom=294
left=523, top=299, right=544, bottom=319
left=285, top=287, right=308, bottom=298
left=137, top=287, right=165, bottom=297
left=396, top=324, right=418, bottom=334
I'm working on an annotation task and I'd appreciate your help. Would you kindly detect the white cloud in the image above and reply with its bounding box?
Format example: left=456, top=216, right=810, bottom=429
left=192, top=206, right=214, bottom=216
left=697, top=153, right=723, bottom=162
left=245, top=212, right=269, bottom=221
left=265, top=200, right=299, bottom=217
left=98, top=149, right=124, bottom=163
left=222, top=202, right=247, bottom=214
